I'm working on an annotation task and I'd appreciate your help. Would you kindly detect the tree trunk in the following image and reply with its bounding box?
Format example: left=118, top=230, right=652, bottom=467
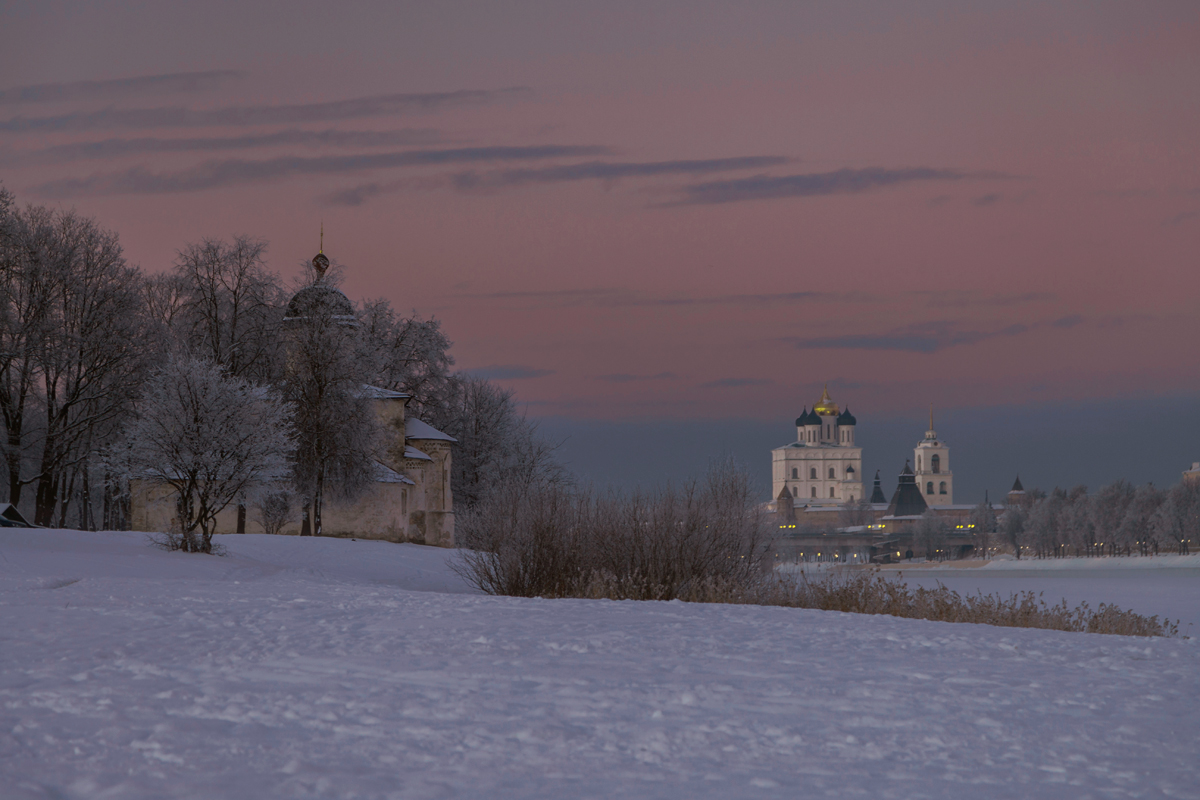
left=314, top=468, right=325, bottom=537
left=34, top=468, right=58, bottom=527
left=236, top=503, right=246, bottom=534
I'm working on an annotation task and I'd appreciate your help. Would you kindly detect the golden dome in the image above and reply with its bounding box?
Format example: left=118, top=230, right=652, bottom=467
left=813, top=384, right=839, bottom=416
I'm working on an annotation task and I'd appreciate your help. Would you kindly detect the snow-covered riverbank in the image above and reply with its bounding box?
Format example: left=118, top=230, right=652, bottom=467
left=3, top=530, right=1198, bottom=799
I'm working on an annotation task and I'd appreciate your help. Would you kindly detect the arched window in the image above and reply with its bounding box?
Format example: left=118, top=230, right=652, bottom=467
left=829, top=487, right=835, bottom=498
left=939, top=481, right=947, bottom=495
left=811, top=487, right=816, bottom=498
left=926, top=482, right=934, bottom=495
left=917, top=456, right=922, bottom=471
left=828, top=467, right=835, bottom=479
left=931, top=454, right=941, bottom=474
left=848, top=495, right=854, bottom=503
left=791, top=467, right=798, bottom=479
left=792, top=486, right=798, bottom=497
left=825, top=424, right=830, bottom=438
left=810, top=467, right=817, bottom=480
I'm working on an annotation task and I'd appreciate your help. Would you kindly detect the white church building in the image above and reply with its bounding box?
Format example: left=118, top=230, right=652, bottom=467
left=771, top=387, right=864, bottom=505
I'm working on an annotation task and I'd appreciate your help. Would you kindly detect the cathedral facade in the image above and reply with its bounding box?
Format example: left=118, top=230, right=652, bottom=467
left=771, top=387, right=864, bottom=505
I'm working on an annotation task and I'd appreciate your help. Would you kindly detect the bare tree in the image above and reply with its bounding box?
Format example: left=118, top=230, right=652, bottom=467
left=121, top=357, right=294, bottom=553
left=255, top=489, right=295, bottom=536
left=20, top=208, right=152, bottom=526
left=968, top=500, right=997, bottom=558
left=173, top=236, right=285, bottom=383
left=0, top=188, right=46, bottom=507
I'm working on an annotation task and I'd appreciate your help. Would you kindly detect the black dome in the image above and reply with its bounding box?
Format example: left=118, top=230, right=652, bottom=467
left=283, top=283, right=355, bottom=322
left=838, top=407, right=857, bottom=426
left=794, top=407, right=811, bottom=426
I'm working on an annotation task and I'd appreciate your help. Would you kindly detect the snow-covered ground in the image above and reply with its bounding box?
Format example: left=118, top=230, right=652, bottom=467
left=891, top=556, right=1200, bottom=636
left=3, top=530, right=1198, bottom=799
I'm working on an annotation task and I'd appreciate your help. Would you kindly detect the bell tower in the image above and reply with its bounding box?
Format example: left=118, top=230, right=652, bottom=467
left=913, top=405, right=953, bottom=506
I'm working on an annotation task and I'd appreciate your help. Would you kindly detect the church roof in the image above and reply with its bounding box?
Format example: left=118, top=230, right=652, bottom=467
left=406, top=418, right=457, bottom=442
left=837, top=407, right=856, bottom=426
left=404, top=445, right=433, bottom=462
left=372, top=460, right=415, bottom=485
left=869, top=470, right=887, bottom=504
left=359, top=384, right=410, bottom=400
left=283, top=282, right=355, bottom=322
left=886, top=460, right=928, bottom=517
left=1010, top=475, right=1025, bottom=493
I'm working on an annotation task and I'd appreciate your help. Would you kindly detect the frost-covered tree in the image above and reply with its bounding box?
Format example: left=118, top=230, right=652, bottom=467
left=1000, top=505, right=1027, bottom=559
left=912, top=511, right=949, bottom=560
left=122, top=357, right=294, bottom=553
left=358, top=300, right=455, bottom=419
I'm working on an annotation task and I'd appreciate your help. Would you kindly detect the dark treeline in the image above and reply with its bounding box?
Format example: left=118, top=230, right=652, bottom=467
left=0, top=184, right=552, bottom=532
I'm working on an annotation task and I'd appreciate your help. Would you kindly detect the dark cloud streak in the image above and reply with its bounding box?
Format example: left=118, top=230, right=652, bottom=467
left=0, top=70, right=244, bottom=105
left=0, top=88, right=526, bottom=133
left=670, top=167, right=1002, bottom=205
left=32, top=145, right=610, bottom=197
left=6, top=128, right=445, bottom=165
left=327, top=156, right=791, bottom=205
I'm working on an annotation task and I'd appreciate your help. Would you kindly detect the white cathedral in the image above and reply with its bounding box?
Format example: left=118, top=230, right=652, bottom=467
left=772, top=387, right=954, bottom=507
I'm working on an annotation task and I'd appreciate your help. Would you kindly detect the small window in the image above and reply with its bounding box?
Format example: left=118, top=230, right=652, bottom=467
left=811, top=487, right=817, bottom=498
left=939, top=481, right=947, bottom=495
left=849, top=495, right=854, bottom=503
left=826, top=424, right=830, bottom=437
left=829, top=467, right=836, bottom=479
left=830, top=487, right=835, bottom=498
left=792, top=486, right=798, bottom=498
left=926, top=482, right=934, bottom=495
left=932, top=454, right=940, bottom=474
left=810, top=468, right=817, bottom=480
left=791, top=468, right=798, bottom=479
left=917, top=456, right=922, bottom=471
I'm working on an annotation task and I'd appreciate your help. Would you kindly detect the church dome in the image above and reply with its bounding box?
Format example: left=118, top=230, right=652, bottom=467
left=838, top=407, right=857, bottom=426
left=283, top=249, right=355, bottom=323
left=284, top=282, right=355, bottom=321
left=813, top=385, right=839, bottom=416
left=795, top=408, right=816, bottom=426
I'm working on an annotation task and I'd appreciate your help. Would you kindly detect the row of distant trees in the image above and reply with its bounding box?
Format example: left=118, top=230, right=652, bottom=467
left=0, top=184, right=556, bottom=544
left=903, top=480, right=1200, bottom=561
left=997, top=480, right=1200, bottom=557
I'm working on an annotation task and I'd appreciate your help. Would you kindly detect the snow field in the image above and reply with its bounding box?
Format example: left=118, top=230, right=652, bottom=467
left=2, top=530, right=1198, bottom=799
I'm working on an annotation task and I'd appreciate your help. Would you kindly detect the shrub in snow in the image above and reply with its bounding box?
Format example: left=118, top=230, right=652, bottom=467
left=121, top=357, right=294, bottom=553
left=455, top=459, right=770, bottom=600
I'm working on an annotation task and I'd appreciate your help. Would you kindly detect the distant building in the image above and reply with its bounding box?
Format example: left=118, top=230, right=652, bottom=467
left=130, top=245, right=456, bottom=546
left=771, top=386, right=864, bottom=505
left=1184, top=463, right=1200, bottom=486
left=913, top=407, right=953, bottom=505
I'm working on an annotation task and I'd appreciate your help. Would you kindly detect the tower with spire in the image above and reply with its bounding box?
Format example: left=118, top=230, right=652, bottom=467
left=772, top=384, right=863, bottom=507
left=913, top=404, right=953, bottom=505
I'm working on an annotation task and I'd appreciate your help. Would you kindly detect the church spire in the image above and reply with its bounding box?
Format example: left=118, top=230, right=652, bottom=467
left=311, top=222, right=330, bottom=281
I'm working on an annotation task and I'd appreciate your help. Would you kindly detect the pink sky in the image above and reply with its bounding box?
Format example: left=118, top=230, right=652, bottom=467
left=4, top=1, right=1199, bottom=423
